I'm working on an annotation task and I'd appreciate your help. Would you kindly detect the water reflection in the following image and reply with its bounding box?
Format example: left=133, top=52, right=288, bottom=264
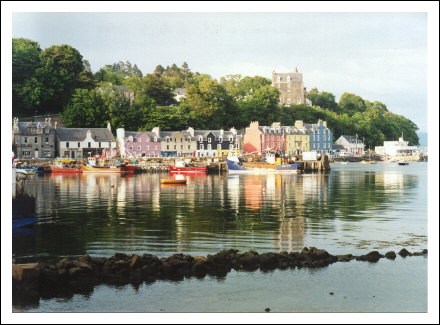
left=14, top=165, right=424, bottom=262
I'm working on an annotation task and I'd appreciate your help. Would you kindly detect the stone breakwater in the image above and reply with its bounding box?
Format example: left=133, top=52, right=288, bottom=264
left=13, top=247, right=427, bottom=300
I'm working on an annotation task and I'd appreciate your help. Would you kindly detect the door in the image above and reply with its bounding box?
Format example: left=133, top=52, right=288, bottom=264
left=34, top=149, right=39, bottom=159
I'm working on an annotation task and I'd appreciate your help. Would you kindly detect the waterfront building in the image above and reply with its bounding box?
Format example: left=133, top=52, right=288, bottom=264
left=271, top=68, right=306, bottom=105
left=304, top=120, right=333, bottom=154
left=153, top=127, right=196, bottom=157
left=116, top=128, right=161, bottom=158
left=195, top=128, right=242, bottom=157
left=375, top=136, right=418, bottom=156
left=285, top=121, right=310, bottom=155
left=334, top=135, right=365, bottom=156
left=56, top=123, right=116, bottom=158
left=243, top=120, right=331, bottom=156
left=12, top=117, right=56, bottom=159
left=243, top=121, right=286, bottom=155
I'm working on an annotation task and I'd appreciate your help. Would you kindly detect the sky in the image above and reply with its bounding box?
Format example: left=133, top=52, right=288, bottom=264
left=10, top=10, right=430, bottom=132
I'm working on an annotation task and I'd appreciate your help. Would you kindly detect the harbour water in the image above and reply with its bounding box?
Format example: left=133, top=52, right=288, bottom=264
left=12, top=162, right=428, bottom=312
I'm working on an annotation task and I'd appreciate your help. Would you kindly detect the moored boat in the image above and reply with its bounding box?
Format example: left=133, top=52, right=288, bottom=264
left=398, top=160, right=409, bottom=166
left=226, top=153, right=301, bottom=174
left=169, top=160, right=208, bottom=173
left=160, top=179, right=187, bottom=185
left=49, top=159, right=83, bottom=173
left=82, top=164, right=125, bottom=173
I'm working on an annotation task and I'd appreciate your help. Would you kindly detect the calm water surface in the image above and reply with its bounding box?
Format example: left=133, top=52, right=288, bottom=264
left=13, top=162, right=428, bottom=312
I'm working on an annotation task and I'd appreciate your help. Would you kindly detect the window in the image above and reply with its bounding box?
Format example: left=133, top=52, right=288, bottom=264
left=174, top=145, right=176, bottom=149
left=208, top=138, right=211, bottom=142
left=23, top=151, right=31, bottom=157
left=271, top=136, right=274, bottom=141
left=207, top=144, right=211, bottom=150
left=229, top=136, right=233, bottom=142
left=200, top=144, right=204, bottom=150
left=181, top=145, right=183, bottom=149
left=277, top=76, right=281, bottom=82
left=199, top=136, right=203, bottom=142
left=188, top=145, right=190, bottom=149
left=88, top=142, right=91, bottom=148
left=45, top=151, right=51, bottom=157
left=181, top=138, right=183, bottom=142
left=24, top=137, right=28, bottom=144
left=175, top=138, right=177, bottom=142
left=78, top=142, right=80, bottom=148
left=167, top=145, right=169, bottom=150
left=287, top=76, right=291, bottom=82
left=129, top=146, right=133, bottom=150
left=328, top=135, right=331, bottom=141
left=229, top=144, right=234, bottom=150
left=34, top=137, right=37, bottom=143
left=66, top=142, right=70, bottom=148
left=317, top=135, right=320, bottom=141
left=219, top=137, right=222, bottom=142
left=45, top=137, right=49, bottom=144
left=271, top=142, right=274, bottom=148
left=138, top=146, right=142, bottom=150
left=167, top=138, right=170, bottom=142
left=154, top=137, right=157, bottom=142
left=217, top=144, right=221, bottom=150
left=155, top=145, right=158, bottom=150
left=323, top=143, right=326, bottom=149
left=99, top=142, right=101, bottom=148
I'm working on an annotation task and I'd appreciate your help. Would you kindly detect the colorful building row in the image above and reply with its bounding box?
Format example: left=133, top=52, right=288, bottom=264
left=116, top=127, right=243, bottom=158
left=243, top=120, right=333, bottom=155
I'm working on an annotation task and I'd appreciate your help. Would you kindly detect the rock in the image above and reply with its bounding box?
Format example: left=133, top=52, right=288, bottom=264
left=307, top=247, right=330, bottom=259
left=422, top=249, right=428, bottom=255
left=77, top=261, right=93, bottom=271
left=141, top=264, right=157, bottom=277
left=130, top=254, right=142, bottom=269
left=259, top=252, right=278, bottom=267
left=56, top=257, right=75, bottom=270
left=329, top=292, right=334, bottom=295
left=398, top=248, right=412, bottom=257
left=265, top=308, right=270, bottom=312
left=385, top=251, right=396, bottom=259
left=193, top=256, right=207, bottom=263
left=78, top=255, right=92, bottom=264
left=238, top=252, right=260, bottom=270
left=114, top=253, right=128, bottom=260
left=357, top=251, right=384, bottom=262
left=337, top=254, right=354, bottom=262
left=68, top=267, right=83, bottom=277
left=12, top=263, right=41, bottom=281
left=412, top=252, right=423, bottom=256
left=191, top=261, right=208, bottom=277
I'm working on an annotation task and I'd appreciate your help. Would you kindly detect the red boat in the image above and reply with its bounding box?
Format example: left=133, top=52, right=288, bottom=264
left=123, top=165, right=137, bottom=173
left=169, top=166, right=208, bottom=173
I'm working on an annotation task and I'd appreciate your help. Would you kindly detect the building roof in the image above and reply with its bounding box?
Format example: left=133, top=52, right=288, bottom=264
left=273, top=72, right=303, bottom=82
left=57, top=128, right=115, bottom=142
left=340, top=135, right=364, bottom=144
left=15, top=121, right=53, bottom=134
left=333, top=144, right=345, bottom=150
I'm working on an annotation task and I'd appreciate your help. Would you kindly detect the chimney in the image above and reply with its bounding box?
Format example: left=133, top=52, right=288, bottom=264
left=294, top=120, right=304, bottom=128
left=229, top=127, right=236, bottom=134
left=271, top=122, right=281, bottom=127
left=219, top=128, right=224, bottom=135
left=323, top=121, right=327, bottom=127
left=107, top=122, right=112, bottom=132
left=187, top=127, right=194, bottom=137
left=250, top=121, right=259, bottom=129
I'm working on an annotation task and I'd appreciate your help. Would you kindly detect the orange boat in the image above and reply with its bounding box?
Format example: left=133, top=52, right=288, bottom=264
left=160, top=179, right=187, bottom=185
left=82, top=164, right=125, bottom=173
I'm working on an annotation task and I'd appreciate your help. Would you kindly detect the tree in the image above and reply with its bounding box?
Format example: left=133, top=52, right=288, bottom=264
left=238, top=85, right=280, bottom=126
left=338, top=93, right=366, bottom=115
left=182, top=79, right=236, bottom=129
left=62, top=88, right=108, bottom=128
left=154, top=65, right=165, bottom=76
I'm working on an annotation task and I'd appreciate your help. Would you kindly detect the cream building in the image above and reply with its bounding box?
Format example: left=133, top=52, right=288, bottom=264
left=271, top=68, right=306, bottom=105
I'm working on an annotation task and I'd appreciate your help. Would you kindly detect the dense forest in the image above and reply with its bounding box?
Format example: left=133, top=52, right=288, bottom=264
left=12, top=38, right=420, bottom=146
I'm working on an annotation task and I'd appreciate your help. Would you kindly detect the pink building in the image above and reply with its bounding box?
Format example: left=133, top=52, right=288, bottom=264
left=243, top=121, right=286, bottom=155
left=116, top=128, right=161, bottom=158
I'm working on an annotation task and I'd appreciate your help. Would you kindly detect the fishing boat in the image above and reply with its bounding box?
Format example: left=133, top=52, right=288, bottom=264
left=49, top=159, right=83, bottom=173
left=398, top=160, right=409, bottom=166
left=226, top=153, right=301, bottom=174
left=82, top=157, right=126, bottom=173
left=359, top=160, right=377, bottom=164
left=160, top=179, right=187, bottom=185
left=168, top=160, right=208, bottom=173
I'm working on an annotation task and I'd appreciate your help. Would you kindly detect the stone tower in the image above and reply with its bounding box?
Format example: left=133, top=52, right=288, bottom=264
left=271, top=68, right=306, bottom=105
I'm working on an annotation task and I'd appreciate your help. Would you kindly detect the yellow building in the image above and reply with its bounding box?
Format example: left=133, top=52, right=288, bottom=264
left=285, top=129, right=310, bottom=155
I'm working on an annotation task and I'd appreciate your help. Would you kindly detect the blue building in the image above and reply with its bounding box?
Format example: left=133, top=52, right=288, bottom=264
left=305, top=120, right=333, bottom=154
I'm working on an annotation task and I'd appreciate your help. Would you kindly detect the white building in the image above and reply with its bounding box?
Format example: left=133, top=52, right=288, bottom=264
left=334, top=135, right=365, bottom=157
left=56, top=123, right=116, bottom=158
left=375, top=136, right=418, bottom=156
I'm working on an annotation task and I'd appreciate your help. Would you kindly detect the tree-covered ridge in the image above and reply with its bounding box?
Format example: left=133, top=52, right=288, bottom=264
left=12, top=38, right=420, bottom=146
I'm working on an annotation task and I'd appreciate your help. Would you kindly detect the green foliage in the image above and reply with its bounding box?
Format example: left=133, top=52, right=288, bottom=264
left=12, top=38, right=42, bottom=83
left=338, top=92, right=367, bottom=115
left=306, top=89, right=338, bottom=112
